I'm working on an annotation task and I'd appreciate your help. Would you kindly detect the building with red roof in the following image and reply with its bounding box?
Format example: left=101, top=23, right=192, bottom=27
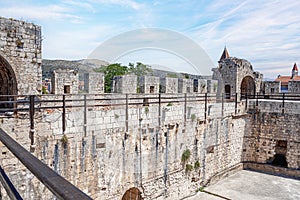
left=264, top=63, right=300, bottom=94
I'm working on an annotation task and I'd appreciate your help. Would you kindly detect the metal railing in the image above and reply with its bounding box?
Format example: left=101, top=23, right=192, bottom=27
left=241, top=93, right=300, bottom=113
left=0, top=128, right=92, bottom=200
left=0, top=93, right=239, bottom=113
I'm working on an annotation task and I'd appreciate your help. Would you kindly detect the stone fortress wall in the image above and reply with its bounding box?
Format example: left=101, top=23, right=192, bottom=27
left=0, top=17, right=299, bottom=200
left=1, top=94, right=299, bottom=199
left=0, top=93, right=248, bottom=199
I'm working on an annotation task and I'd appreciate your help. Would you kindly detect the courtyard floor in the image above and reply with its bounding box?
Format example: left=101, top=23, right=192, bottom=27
left=187, top=170, right=300, bottom=200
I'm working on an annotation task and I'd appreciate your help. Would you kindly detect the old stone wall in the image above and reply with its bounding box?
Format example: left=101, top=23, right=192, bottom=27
left=178, top=79, right=194, bottom=93
left=84, top=73, right=104, bottom=94
left=243, top=101, right=300, bottom=176
left=138, top=76, right=159, bottom=93
left=288, top=81, right=300, bottom=93
left=0, top=17, right=42, bottom=95
left=263, top=81, right=281, bottom=94
left=194, top=79, right=207, bottom=93
left=216, top=57, right=263, bottom=98
left=1, top=96, right=299, bottom=199
left=0, top=94, right=247, bottom=199
left=112, top=75, right=137, bottom=93
left=51, top=69, right=79, bottom=94
left=160, top=77, right=178, bottom=93
left=207, top=80, right=218, bottom=94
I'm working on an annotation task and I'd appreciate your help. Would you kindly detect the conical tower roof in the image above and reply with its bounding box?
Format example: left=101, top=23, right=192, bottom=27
left=219, top=47, right=230, bottom=61
left=292, top=62, right=298, bottom=71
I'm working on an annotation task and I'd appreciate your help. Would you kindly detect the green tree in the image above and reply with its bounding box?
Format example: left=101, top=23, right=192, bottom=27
left=167, top=73, right=178, bottom=78
left=94, top=63, right=128, bottom=93
left=128, top=62, right=152, bottom=77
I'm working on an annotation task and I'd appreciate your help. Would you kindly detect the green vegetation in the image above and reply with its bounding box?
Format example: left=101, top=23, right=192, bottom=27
left=145, top=106, right=149, bottom=114
left=42, top=86, right=48, bottom=94
left=94, top=63, right=128, bottom=93
left=191, top=114, right=196, bottom=121
left=94, top=62, right=152, bottom=93
left=194, top=160, right=200, bottom=169
left=60, top=134, right=68, bottom=145
left=185, top=163, right=193, bottom=172
left=167, top=73, right=178, bottom=78
left=196, top=186, right=205, bottom=192
left=182, top=73, right=189, bottom=79
left=166, top=102, right=173, bottom=107
left=181, top=149, right=191, bottom=163
left=128, top=62, right=152, bottom=77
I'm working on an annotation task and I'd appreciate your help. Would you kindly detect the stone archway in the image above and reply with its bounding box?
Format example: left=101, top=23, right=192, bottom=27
left=240, top=76, right=255, bottom=97
left=0, top=55, right=17, bottom=109
left=122, top=187, right=142, bottom=200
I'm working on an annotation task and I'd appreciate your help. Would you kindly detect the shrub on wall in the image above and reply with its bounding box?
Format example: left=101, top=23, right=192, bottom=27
left=181, top=149, right=191, bottom=163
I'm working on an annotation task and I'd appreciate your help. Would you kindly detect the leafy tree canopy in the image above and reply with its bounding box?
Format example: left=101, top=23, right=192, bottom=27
left=94, top=63, right=128, bottom=93
left=128, top=62, right=152, bottom=77
left=94, top=62, right=152, bottom=93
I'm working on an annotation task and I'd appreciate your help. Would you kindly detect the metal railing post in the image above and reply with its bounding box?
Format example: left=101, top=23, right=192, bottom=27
left=62, top=95, right=66, bottom=134
left=125, top=94, right=128, bottom=132
left=235, top=93, right=238, bottom=115
left=184, top=93, right=187, bottom=124
left=83, top=94, right=87, bottom=137
left=29, top=95, right=35, bottom=146
left=158, top=93, right=161, bottom=127
left=221, top=93, right=224, bottom=117
left=282, top=93, right=285, bottom=114
left=256, top=92, right=259, bottom=107
left=204, top=93, right=207, bottom=121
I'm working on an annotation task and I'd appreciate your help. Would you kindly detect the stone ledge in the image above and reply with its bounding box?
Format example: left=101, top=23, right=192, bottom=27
left=242, top=162, right=300, bottom=180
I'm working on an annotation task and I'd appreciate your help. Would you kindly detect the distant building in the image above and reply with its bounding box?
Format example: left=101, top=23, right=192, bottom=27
left=264, top=63, right=300, bottom=94
left=42, top=78, right=51, bottom=94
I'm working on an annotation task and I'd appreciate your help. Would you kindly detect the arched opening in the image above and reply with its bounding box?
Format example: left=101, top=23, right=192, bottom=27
left=225, top=84, right=231, bottom=99
left=122, top=187, right=142, bottom=200
left=0, top=55, right=17, bottom=110
left=240, top=76, right=255, bottom=97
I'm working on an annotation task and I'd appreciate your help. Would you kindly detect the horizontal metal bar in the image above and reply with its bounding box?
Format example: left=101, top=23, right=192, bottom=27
left=0, top=128, right=92, bottom=200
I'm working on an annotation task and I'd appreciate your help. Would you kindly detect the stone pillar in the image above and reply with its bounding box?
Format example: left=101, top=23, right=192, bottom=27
left=84, top=73, right=104, bottom=94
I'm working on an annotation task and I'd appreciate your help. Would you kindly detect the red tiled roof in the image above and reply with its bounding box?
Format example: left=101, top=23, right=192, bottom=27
left=275, top=76, right=300, bottom=84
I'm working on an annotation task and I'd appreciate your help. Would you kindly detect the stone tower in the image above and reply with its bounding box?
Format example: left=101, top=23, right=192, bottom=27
left=0, top=17, right=42, bottom=99
left=212, top=47, right=263, bottom=99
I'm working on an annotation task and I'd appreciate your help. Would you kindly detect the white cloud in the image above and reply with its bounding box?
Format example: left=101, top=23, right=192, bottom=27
left=62, top=0, right=96, bottom=13
left=89, top=0, right=144, bottom=10
left=43, top=24, right=119, bottom=59
left=1, top=0, right=299, bottom=78
left=0, top=5, right=83, bottom=23
left=189, top=0, right=300, bottom=78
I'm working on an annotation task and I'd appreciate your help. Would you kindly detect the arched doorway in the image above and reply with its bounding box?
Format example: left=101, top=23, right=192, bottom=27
left=240, top=76, right=255, bottom=97
left=0, top=55, right=17, bottom=109
left=225, top=84, right=231, bottom=99
left=122, top=187, right=142, bottom=200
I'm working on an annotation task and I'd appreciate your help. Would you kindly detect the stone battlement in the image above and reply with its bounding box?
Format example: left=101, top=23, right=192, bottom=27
left=0, top=93, right=299, bottom=199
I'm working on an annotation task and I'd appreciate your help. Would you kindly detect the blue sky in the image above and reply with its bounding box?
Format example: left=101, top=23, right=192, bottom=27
left=1, top=0, right=299, bottom=78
